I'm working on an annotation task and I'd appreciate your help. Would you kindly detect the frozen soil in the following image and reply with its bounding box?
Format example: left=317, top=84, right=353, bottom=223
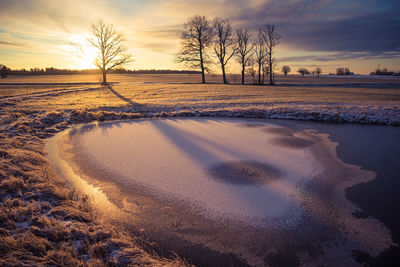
left=0, top=74, right=399, bottom=266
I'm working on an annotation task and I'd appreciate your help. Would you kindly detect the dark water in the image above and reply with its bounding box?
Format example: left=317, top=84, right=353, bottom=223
left=281, top=120, right=400, bottom=266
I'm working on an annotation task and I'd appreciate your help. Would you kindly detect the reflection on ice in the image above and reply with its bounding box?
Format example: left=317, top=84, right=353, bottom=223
left=207, top=161, right=280, bottom=185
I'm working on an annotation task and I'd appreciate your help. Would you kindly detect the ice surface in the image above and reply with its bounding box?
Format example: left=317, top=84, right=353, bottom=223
left=47, top=118, right=396, bottom=265
left=72, top=118, right=321, bottom=222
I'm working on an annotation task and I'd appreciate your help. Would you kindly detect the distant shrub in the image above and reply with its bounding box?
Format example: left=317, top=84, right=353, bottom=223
left=336, top=67, right=353, bottom=75
left=281, top=65, right=291, bottom=77
left=297, top=68, right=310, bottom=77
left=314, top=67, right=322, bottom=77
left=0, top=64, right=9, bottom=78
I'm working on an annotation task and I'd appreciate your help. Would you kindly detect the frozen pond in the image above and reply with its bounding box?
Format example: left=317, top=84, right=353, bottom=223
left=71, top=119, right=320, bottom=224
left=47, top=118, right=397, bottom=266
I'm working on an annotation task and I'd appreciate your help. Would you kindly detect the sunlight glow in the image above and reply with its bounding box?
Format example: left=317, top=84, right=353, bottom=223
left=68, top=34, right=98, bottom=69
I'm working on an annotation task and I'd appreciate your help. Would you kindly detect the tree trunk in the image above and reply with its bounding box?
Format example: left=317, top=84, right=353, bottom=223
left=269, top=69, right=273, bottom=84
left=102, top=71, right=107, bottom=85
left=199, top=45, right=206, bottom=84
left=258, top=63, right=261, bottom=85
left=241, top=61, right=245, bottom=85
left=269, top=64, right=273, bottom=85
left=222, top=65, right=227, bottom=84
left=269, top=52, right=273, bottom=85
left=200, top=58, right=205, bottom=84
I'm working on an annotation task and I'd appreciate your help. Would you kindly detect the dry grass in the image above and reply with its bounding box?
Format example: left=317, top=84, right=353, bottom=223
left=1, top=73, right=400, bottom=84
left=1, top=74, right=398, bottom=129
left=2, top=74, right=399, bottom=111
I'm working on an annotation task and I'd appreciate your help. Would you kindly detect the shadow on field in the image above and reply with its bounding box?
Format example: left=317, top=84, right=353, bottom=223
left=107, top=85, right=143, bottom=107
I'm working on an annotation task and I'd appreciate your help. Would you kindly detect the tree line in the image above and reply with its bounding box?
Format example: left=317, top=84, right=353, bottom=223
left=280, top=66, right=355, bottom=77
left=370, top=67, right=400, bottom=76
left=0, top=66, right=200, bottom=77
left=177, top=15, right=281, bottom=85
left=280, top=66, right=356, bottom=77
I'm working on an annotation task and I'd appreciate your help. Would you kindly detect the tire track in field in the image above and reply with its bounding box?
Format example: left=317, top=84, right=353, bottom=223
left=0, top=86, right=104, bottom=102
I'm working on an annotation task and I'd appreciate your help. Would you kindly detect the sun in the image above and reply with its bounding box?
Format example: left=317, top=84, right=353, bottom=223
left=68, top=34, right=99, bottom=69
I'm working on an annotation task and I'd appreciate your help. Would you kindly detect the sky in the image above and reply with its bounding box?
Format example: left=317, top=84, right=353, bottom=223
left=0, top=0, right=399, bottom=74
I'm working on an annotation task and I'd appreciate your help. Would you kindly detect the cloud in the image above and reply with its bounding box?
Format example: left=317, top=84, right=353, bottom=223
left=2, top=0, right=398, bottom=55
left=280, top=51, right=400, bottom=63
left=0, top=0, right=399, bottom=71
left=153, top=0, right=242, bottom=20
left=0, top=40, right=28, bottom=48
left=133, top=40, right=178, bottom=53
left=232, top=0, right=400, bottom=54
left=136, top=25, right=181, bottom=40
left=279, top=11, right=400, bottom=53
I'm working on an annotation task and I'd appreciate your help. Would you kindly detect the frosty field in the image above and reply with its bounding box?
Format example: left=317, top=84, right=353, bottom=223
left=1, top=74, right=399, bottom=127
left=0, top=73, right=399, bottom=266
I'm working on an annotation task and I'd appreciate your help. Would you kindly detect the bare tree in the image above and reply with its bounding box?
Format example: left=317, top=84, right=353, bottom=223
left=0, top=64, right=9, bottom=78
left=247, top=57, right=256, bottom=84
left=236, top=27, right=253, bottom=85
left=177, top=15, right=214, bottom=84
left=262, top=62, right=270, bottom=84
left=253, top=28, right=267, bottom=85
left=336, top=67, right=344, bottom=75
left=297, top=68, right=309, bottom=77
left=336, top=67, right=351, bottom=75
left=88, top=20, right=132, bottom=85
left=314, top=67, right=322, bottom=77
left=281, top=65, right=291, bottom=77
left=213, top=18, right=237, bottom=84
left=262, top=24, right=281, bottom=85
